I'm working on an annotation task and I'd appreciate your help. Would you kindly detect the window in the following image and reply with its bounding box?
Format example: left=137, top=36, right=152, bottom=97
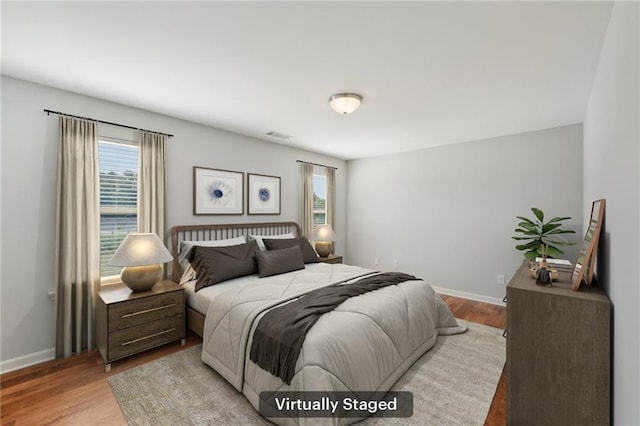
left=313, top=173, right=327, bottom=227
left=98, top=140, right=138, bottom=278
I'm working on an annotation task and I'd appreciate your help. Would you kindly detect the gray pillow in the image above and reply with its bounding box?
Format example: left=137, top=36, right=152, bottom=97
left=188, top=240, right=259, bottom=291
left=255, top=246, right=305, bottom=278
left=263, top=237, right=319, bottom=264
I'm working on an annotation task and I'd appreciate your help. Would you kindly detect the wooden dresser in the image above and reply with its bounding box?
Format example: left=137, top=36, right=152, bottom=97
left=96, top=280, right=185, bottom=372
left=506, top=261, right=610, bottom=425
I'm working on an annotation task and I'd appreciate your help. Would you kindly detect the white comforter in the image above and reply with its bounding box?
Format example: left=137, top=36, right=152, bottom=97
left=201, top=263, right=466, bottom=425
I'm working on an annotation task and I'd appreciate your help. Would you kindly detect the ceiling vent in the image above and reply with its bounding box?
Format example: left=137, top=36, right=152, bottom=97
left=266, top=131, right=292, bottom=140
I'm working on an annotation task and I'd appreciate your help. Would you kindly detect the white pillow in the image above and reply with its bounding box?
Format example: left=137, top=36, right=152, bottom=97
left=178, top=236, right=247, bottom=283
left=249, top=232, right=295, bottom=251
left=179, top=265, right=198, bottom=285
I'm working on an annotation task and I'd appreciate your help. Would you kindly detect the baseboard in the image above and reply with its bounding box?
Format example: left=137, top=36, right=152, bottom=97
left=0, top=347, right=55, bottom=374
left=433, top=286, right=506, bottom=307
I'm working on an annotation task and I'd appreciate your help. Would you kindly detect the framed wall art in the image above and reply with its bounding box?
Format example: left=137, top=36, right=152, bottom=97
left=247, top=173, right=281, bottom=215
left=193, top=166, right=244, bottom=215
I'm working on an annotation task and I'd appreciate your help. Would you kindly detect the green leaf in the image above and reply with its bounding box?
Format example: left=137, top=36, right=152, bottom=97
left=546, top=229, right=576, bottom=235
left=516, top=216, right=537, bottom=227
left=512, top=236, right=537, bottom=241
left=545, top=240, right=575, bottom=246
left=517, top=222, right=538, bottom=232
left=516, top=221, right=534, bottom=227
left=548, top=216, right=571, bottom=223
left=516, top=241, right=539, bottom=251
left=531, top=207, right=544, bottom=222
left=545, top=245, right=565, bottom=257
left=542, top=223, right=562, bottom=234
left=524, top=250, right=538, bottom=260
left=514, top=229, right=538, bottom=236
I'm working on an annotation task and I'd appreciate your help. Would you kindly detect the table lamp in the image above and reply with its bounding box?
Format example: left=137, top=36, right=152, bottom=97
left=312, top=224, right=336, bottom=257
left=109, top=233, right=173, bottom=292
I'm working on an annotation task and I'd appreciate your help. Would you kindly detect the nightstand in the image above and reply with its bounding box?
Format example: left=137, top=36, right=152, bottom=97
left=96, top=280, right=185, bottom=372
left=319, top=255, right=343, bottom=264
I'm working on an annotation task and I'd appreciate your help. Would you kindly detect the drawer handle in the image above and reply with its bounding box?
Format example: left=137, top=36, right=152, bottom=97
left=122, top=328, right=176, bottom=346
left=121, top=303, right=176, bottom=318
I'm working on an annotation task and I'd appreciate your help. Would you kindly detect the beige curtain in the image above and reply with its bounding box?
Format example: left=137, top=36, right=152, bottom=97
left=326, top=167, right=336, bottom=230
left=137, top=131, right=166, bottom=240
left=54, top=116, right=100, bottom=358
left=300, top=163, right=314, bottom=238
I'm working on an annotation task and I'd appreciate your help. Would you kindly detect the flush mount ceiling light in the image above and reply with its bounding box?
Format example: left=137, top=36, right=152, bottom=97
left=329, top=93, right=362, bottom=115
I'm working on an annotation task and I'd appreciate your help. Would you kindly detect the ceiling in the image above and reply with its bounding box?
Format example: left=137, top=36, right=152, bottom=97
left=1, top=1, right=613, bottom=160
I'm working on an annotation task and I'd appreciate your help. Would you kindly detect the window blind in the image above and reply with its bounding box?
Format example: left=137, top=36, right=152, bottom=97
left=99, top=140, right=138, bottom=277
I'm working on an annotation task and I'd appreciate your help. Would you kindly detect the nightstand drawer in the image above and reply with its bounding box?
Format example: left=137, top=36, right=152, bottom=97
left=109, top=291, right=183, bottom=332
left=108, top=314, right=185, bottom=361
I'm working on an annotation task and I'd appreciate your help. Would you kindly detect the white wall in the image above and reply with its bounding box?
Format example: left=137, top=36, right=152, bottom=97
left=583, top=2, right=639, bottom=424
left=0, top=76, right=346, bottom=371
left=346, top=125, right=583, bottom=303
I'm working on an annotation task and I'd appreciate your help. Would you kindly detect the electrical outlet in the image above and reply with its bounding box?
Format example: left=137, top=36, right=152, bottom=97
left=374, top=257, right=380, bottom=266
left=497, top=274, right=505, bottom=285
left=48, top=291, right=56, bottom=301
left=393, top=260, right=399, bottom=269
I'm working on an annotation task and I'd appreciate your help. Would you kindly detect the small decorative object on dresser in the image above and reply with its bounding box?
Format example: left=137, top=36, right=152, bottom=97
left=96, top=280, right=185, bottom=372
left=319, top=255, right=342, bottom=264
left=313, top=224, right=336, bottom=257
left=534, top=266, right=552, bottom=285
left=529, top=266, right=558, bottom=283
left=109, top=233, right=173, bottom=292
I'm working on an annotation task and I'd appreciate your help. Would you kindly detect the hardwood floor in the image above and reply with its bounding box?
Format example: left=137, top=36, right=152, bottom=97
left=1, top=295, right=506, bottom=425
left=0, top=333, right=201, bottom=426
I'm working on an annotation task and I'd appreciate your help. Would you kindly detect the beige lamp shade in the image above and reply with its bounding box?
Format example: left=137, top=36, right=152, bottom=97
left=312, top=224, right=337, bottom=257
left=109, top=233, right=173, bottom=292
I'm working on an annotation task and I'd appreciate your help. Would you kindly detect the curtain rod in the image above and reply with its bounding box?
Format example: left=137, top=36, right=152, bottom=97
left=43, top=109, right=174, bottom=138
left=296, top=160, right=338, bottom=170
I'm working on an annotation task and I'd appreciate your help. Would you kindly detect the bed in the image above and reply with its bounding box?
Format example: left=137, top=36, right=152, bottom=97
left=170, top=222, right=466, bottom=425
left=171, top=222, right=303, bottom=336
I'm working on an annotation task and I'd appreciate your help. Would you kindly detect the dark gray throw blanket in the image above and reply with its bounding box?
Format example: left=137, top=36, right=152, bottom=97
left=249, top=272, right=420, bottom=385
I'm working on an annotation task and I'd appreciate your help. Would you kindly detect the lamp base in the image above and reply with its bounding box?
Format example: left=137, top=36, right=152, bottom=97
left=121, top=264, right=162, bottom=292
left=315, top=241, right=333, bottom=258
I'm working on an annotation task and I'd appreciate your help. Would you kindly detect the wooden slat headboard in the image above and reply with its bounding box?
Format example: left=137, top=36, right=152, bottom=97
left=170, top=221, right=301, bottom=282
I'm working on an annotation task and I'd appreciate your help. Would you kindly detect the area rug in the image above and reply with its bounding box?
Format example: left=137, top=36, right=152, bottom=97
left=108, top=320, right=505, bottom=425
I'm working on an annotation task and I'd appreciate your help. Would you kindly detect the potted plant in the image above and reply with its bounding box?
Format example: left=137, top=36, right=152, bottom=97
left=513, top=207, right=576, bottom=266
